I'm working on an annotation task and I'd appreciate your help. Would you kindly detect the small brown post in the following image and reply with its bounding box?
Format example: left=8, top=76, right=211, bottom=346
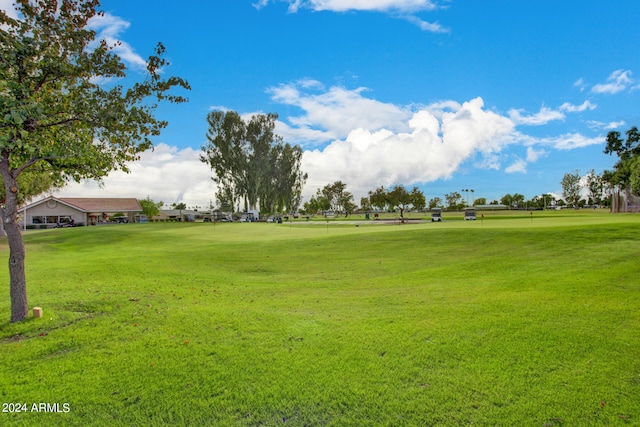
left=33, top=307, right=43, bottom=318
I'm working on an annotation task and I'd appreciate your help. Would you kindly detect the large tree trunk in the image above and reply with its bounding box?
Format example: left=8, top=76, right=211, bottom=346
left=5, top=214, right=27, bottom=323
left=0, top=158, right=28, bottom=322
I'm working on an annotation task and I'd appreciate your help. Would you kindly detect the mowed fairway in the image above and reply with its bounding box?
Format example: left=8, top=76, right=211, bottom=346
left=1, top=212, right=639, bottom=426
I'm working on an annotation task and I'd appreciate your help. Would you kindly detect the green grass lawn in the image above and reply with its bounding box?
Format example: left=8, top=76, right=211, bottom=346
left=1, top=212, right=639, bottom=426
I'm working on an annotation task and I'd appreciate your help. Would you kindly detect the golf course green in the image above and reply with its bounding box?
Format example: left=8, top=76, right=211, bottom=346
left=1, top=210, right=639, bottom=426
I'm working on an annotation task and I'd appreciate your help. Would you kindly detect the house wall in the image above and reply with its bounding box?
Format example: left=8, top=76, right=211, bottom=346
left=22, top=201, right=86, bottom=227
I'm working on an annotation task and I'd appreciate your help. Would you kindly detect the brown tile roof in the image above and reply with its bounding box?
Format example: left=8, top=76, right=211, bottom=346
left=58, top=198, right=142, bottom=212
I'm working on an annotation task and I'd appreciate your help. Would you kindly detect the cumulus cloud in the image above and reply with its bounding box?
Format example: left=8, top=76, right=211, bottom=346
left=268, top=80, right=412, bottom=145
left=54, top=144, right=216, bottom=208
left=591, top=70, right=635, bottom=94
left=87, top=12, right=148, bottom=72
left=300, top=96, right=515, bottom=196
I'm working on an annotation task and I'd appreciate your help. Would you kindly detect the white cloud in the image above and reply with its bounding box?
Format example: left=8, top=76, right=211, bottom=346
left=508, top=100, right=596, bottom=126
left=300, top=96, right=516, bottom=197
left=87, top=12, right=148, bottom=72
left=505, top=159, right=527, bottom=174
left=587, top=120, right=625, bottom=131
left=508, top=106, right=565, bottom=126
left=262, top=0, right=440, bottom=13
left=473, top=153, right=501, bottom=170
left=591, top=69, right=634, bottom=94
left=499, top=145, right=547, bottom=177
left=559, top=100, right=596, bottom=113
left=526, top=146, right=546, bottom=162
left=401, top=15, right=449, bottom=33
left=268, top=81, right=412, bottom=144
left=54, top=144, right=216, bottom=208
left=255, top=0, right=448, bottom=32
left=538, top=133, right=604, bottom=150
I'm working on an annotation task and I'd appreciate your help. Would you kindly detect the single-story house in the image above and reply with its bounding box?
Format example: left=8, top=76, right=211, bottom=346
left=18, top=196, right=143, bottom=229
left=152, top=209, right=197, bottom=222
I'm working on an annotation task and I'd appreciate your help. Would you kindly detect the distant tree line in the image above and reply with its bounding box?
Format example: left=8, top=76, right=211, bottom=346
left=298, top=171, right=611, bottom=216
left=302, top=183, right=426, bottom=217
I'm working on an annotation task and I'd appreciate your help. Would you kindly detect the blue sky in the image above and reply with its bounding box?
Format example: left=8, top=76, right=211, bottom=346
left=5, top=0, right=640, bottom=207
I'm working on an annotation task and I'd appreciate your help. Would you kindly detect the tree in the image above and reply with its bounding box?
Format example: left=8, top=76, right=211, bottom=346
left=139, top=196, right=160, bottom=218
left=528, top=193, right=555, bottom=209
left=0, top=164, right=62, bottom=206
left=316, top=181, right=355, bottom=216
left=368, top=186, right=388, bottom=211
left=387, top=185, right=412, bottom=217
left=604, top=127, right=640, bottom=208
left=541, top=193, right=556, bottom=209
left=428, top=197, right=442, bottom=209
left=201, top=111, right=306, bottom=214
left=411, top=187, right=426, bottom=211
left=0, top=0, right=189, bottom=322
left=500, top=194, right=513, bottom=208
left=385, top=185, right=426, bottom=217
left=629, top=157, right=640, bottom=196
left=500, top=193, right=524, bottom=209
left=585, top=170, right=604, bottom=206
left=303, top=194, right=329, bottom=216
left=359, top=196, right=372, bottom=212
left=473, top=197, right=486, bottom=206
left=215, top=186, right=235, bottom=212
left=200, top=111, right=244, bottom=211
left=561, top=171, right=582, bottom=208
left=262, top=142, right=307, bottom=214
left=1, top=167, right=60, bottom=236
left=512, top=193, right=525, bottom=209
left=444, top=192, right=462, bottom=210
